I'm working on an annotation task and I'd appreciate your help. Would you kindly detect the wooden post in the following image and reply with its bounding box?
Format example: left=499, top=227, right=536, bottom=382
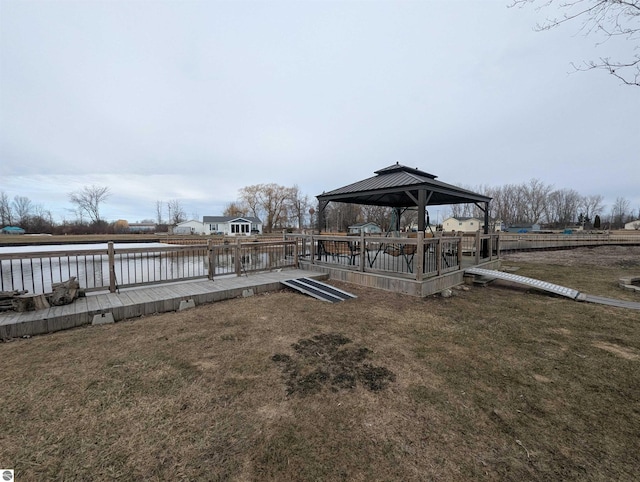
left=475, top=231, right=481, bottom=265
left=235, top=238, right=242, bottom=276
left=108, top=242, right=116, bottom=293
left=488, top=235, right=494, bottom=260
left=436, top=238, right=442, bottom=276
left=310, top=235, right=315, bottom=265
left=293, top=240, right=299, bottom=268
left=358, top=229, right=365, bottom=273
left=457, top=237, right=463, bottom=270
left=207, top=238, right=215, bottom=280
left=415, top=232, right=424, bottom=281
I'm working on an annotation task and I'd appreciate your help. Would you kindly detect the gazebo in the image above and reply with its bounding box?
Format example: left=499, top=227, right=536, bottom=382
left=316, top=162, right=492, bottom=234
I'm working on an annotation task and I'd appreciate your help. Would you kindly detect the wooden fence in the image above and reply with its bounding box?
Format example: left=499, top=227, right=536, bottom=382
left=499, top=232, right=640, bottom=251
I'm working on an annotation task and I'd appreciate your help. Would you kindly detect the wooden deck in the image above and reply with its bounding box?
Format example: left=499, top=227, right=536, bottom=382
left=0, top=269, right=328, bottom=339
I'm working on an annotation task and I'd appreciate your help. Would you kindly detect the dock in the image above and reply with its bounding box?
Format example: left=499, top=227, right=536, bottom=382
left=0, top=269, right=328, bottom=339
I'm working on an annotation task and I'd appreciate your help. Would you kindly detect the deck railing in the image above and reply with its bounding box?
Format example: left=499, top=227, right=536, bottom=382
left=0, top=240, right=297, bottom=295
left=499, top=232, right=640, bottom=251
left=286, top=232, right=500, bottom=281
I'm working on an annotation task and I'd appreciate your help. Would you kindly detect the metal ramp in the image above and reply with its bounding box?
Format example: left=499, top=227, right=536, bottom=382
left=282, top=278, right=357, bottom=303
left=465, top=268, right=581, bottom=300
left=466, top=268, right=640, bottom=310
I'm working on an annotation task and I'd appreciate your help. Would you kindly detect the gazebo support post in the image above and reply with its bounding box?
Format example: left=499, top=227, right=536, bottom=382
left=418, top=189, right=426, bottom=232
left=393, top=207, right=402, bottom=233
left=317, top=200, right=328, bottom=234
left=483, top=201, right=490, bottom=258
left=317, top=200, right=329, bottom=261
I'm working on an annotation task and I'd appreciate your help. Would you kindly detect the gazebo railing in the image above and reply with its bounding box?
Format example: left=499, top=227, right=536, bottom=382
left=286, top=232, right=500, bottom=281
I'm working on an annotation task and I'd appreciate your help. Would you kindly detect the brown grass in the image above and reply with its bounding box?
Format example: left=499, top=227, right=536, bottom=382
left=1, top=247, right=639, bottom=480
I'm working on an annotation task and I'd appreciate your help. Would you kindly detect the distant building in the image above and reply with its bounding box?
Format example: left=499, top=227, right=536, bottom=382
left=128, top=222, right=156, bottom=233
left=1, top=226, right=25, bottom=235
left=173, top=220, right=207, bottom=235
left=348, top=222, right=382, bottom=235
left=442, top=217, right=484, bottom=233
left=503, top=223, right=541, bottom=233
left=203, top=216, right=263, bottom=236
left=173, top=216, right=264, bottom=236
left=624, top=219, right=640, bottom=230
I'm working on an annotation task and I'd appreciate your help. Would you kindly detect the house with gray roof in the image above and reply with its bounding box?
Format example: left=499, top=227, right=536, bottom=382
left=174, top=216, right=263, bottom=236
left=203, top=216, right=263, bottom=236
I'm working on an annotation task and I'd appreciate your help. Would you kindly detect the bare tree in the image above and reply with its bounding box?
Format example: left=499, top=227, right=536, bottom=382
left=287, top=185, right=309, bottom=229
left=238, top=183, right=294, bottom=232
left=29, top=204, right=54, bottom=233
left=12, top=195, right=33, bottom=226
left=155, top=200, right=164, bottom=225
left=512, top=0, right=640, bottom=86
left=579, top=194, right=605, bottom=223
left=323, top=202, right=363, bottom=232
left=0, top=191, right=13, bottom=225
left=362, top=205, right=393, bottom=231
left=69, top=185, right=111, bottom=224
left=167, top=199, right=186, bottom=225
left=238, top=185, right=263, bottom=220
left=522, top=178, right=553, bottom=224
left=611, top=196, right=631, bottom=228
left=546, top=188, right=581, bottom=227
left=223, top=202, right=247, bottom=217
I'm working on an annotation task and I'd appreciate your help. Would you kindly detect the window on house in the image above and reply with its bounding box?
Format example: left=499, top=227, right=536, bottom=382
left=231, top=224, right=250, bottom=234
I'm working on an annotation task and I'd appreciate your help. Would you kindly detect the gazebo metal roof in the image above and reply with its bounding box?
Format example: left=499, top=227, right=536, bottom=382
left=317, top=162, right=491, bottom=207
left=316, top=162, right=492, bottom=232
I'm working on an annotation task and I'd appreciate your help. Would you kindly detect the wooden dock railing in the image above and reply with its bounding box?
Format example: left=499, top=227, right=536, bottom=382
left=0, top=240, right=298, bottom=296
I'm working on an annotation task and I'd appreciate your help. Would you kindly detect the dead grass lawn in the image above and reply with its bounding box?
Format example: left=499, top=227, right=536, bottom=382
left=1, top=247, right=639, bottom=481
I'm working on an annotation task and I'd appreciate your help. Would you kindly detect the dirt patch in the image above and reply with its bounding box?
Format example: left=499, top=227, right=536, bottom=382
left=593, top=342, right=639, bottom=361
left=532, top=373, right=553, bottom=383
left=272, top=333, right=396, bottom=395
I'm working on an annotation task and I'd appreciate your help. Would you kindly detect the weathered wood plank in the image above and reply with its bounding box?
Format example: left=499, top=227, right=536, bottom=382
left=0, top=269, right=332, bottom=337
left=85, top=295, right=102, bottom=314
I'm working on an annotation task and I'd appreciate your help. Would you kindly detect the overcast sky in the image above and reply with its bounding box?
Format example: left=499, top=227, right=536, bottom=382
left=1, top=0, right=639, bottom=224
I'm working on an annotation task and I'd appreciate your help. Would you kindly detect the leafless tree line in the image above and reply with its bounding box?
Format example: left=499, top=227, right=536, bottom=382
left=450, top=179, right=637, bottom=229
left=0, top=185, right=115, bottom=233
left=223, top=183, right=310, bottom=233
left=0, top=191, right=55, bottom=232
left=311, top=179, right=638, bottom=232
left=153, top=199, right=190, bottom=226
left=3, top=177, right=637, bottom=235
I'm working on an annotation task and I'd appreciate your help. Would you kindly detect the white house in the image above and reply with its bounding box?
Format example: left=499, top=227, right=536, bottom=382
left=624, top=219, right=640, bottom=230
left=173, top=220, right=208, bottom=235
left=203, top=216, right=263, bottom=236
left=173, top=216, right=264, bottom=236
left=442, top=216, right=484, bottom=233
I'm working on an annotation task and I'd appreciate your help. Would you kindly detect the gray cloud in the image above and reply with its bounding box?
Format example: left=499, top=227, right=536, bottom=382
left=1, top=0, right=638, bottom=223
